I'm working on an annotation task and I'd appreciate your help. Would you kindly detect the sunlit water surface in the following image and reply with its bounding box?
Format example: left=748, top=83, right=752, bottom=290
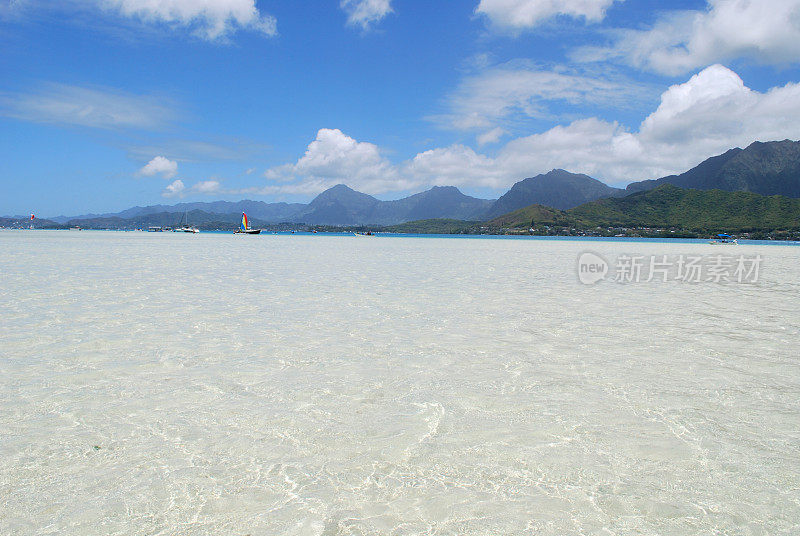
left=1, top=230, right=799, bottom=535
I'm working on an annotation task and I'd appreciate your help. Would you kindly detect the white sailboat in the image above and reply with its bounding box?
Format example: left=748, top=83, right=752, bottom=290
left=175, top=211, right=199, bottom=233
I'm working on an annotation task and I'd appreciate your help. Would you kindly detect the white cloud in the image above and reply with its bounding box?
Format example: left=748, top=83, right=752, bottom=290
left=477, top=127, right=507, bottom=146
left=340, top=0, right=392, bottom=30
left=3, top=0, right=276, bottom=41
left=259, top=65, right=800, bottom=195
left=138, top=156, right=178, bottom=179
left=159, top=177, right=258, bottom=197
left=0, top=83, right=176, bottom=130
left=162, top=179, right=185, bottom=198
left=493, top=65, right=800, bottom=184
left=494, top=118, right=646, bottom=183
left=264, top=128, right=415, bottom=193
left=476, top=0, right=619, bottom=32
left=577, top=0, right=800, bottom=75
left=261, top=132, right=518, bottom=195
left=191, top=179, right=221, bottom=193
left=101, top=0, right=277, bottom=40
left=404, top=145, right=508, bottom=189
left=161, top=177, right=228, bottom=198
left=431, top=62, right=651, bottom=137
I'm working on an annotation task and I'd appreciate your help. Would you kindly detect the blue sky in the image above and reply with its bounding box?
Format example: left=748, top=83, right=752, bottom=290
left=3, top=0, right=800, bottom=216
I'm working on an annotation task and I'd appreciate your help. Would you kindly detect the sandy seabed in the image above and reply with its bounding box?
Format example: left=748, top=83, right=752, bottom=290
left=1, top=230, right=799, bottom=535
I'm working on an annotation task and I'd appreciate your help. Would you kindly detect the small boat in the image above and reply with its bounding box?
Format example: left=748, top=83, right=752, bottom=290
left=174, top=211, right=199, bottom=233
left=148, top=226, right=163, bottom=232
left=234, top=213, right=261, bottom=234
left=354, top=231, right=374, bottom=237
left=710, top=233, right=738, bottom=244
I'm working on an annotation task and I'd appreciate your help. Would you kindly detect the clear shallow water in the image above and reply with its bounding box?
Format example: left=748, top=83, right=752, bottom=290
left=1, top=230, right=799, bottom=535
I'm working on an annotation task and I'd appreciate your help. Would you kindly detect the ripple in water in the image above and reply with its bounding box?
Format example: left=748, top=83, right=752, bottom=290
left=1, top=231, right=799, bottom=535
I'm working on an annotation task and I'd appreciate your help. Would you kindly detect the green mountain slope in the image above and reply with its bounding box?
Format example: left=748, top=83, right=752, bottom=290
left=490, top=185, right=800, bottom=232
left=383, top=219, right=482, bottom=234
left=486, top=204, right=566, bottom=228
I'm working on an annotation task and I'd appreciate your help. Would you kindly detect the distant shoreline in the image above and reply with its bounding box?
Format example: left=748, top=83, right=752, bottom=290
left=4, top=228, right=800, bottom=245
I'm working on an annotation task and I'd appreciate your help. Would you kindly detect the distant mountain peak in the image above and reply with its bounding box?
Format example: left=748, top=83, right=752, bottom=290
left=309, top=184, right=379, bottom=208
left=545, top=168, right=572, bottom=176
left=421, top=185, right=467, bottom=197
left=429, top=185, right=459, bottom=191
left=327, top=184, right=354, bottom=192
left=484, top=169, right=623, bottom=216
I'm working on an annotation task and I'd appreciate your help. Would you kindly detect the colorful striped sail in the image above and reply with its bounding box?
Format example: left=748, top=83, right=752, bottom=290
left=240, top=213, right=248, bottom=230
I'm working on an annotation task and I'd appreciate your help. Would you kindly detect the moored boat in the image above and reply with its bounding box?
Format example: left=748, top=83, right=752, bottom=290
left=710, top=233, right=738, bottom=244
left=174, top=211, right=199, bottom=233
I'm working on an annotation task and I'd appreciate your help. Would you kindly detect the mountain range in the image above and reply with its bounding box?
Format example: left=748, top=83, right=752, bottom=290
left=14, top=139, right=800, bottom=227
left=485, top=184, right=800, bottom=234
left=296, top=184, right=493, bottom=225
left=50, top=184, right=494, bottom=226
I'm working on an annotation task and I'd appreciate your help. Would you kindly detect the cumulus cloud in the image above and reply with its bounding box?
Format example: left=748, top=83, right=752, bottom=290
left=260, top=131, right=519, bottom=194
left=340, top=0, right=392, bottom=30
left=0, top=83, right=176, bottom=130
left=162, top=179, right=185, bottom=198
left=494, top=118, right=645, bottom=183
left=263, top=128, right=416, bottom=193
left=493, top=65, right=800, bottom=184
left=101, top=0, right=277, bottom=40
left=432, top=62, right=650, bottom=135
left=259, top=66, right=800, bottom=195
left=403, top=144, right=508, bottom=189
left=577, top=0, right=800, bottom=75
left=476, top=0, right=619, bottom=32
left=138, top=156, right=178, bottom=179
